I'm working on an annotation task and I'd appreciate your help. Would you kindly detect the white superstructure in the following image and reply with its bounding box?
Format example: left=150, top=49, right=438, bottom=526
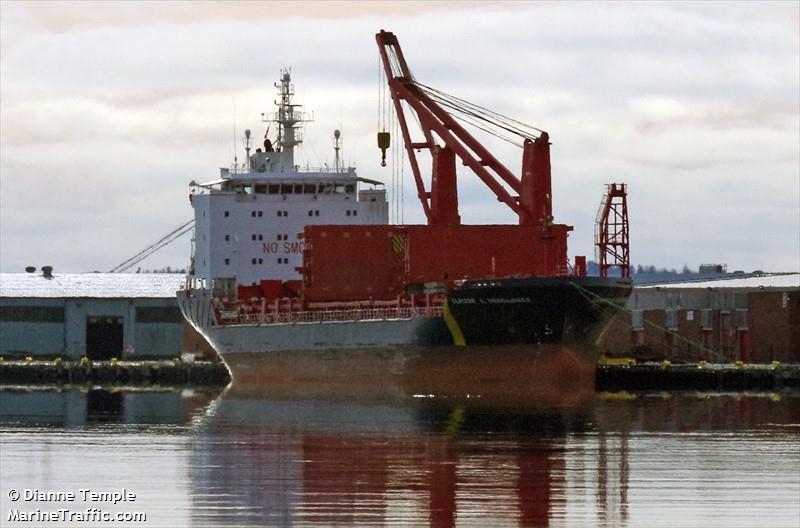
left=188, top=71, right=388, bottom=287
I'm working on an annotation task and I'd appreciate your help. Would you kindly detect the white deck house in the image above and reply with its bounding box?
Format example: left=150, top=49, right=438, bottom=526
left=188, top=70, right=388, bottom=289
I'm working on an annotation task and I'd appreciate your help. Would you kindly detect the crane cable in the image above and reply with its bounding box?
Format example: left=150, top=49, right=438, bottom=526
left=109, top=219, right=194, bottom=273
left=412, top=79, right=545, bottom=136
left=421, top=92, right=530, bottom=147
left=410, top=80, right=543, bottom=147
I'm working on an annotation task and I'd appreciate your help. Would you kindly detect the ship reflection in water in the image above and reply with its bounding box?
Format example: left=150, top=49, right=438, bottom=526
left=1, top=350, right=799, bottom=528
left=187, top=347, right=799, bottom=528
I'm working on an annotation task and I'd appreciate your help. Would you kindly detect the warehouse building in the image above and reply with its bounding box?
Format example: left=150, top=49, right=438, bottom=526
left=598, top=274, right=800, bottom=363
left=0, top=270, right=213, bottom=360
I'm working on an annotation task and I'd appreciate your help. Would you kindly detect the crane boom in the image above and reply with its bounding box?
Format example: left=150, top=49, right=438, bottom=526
left=376, top=30, right=554, bottom=226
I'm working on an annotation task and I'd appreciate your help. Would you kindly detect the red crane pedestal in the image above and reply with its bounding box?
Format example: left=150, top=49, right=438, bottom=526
left=520, top=135, right=553, bottom=226
left=430, top=145, right=460, bottom=225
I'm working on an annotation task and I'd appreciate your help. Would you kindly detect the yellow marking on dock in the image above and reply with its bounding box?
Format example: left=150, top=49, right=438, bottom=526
left=598, top=354, right=636, bottom=367
left=596, top=391, right=638, bottom=401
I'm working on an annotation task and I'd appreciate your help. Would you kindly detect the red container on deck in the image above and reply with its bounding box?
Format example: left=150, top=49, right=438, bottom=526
left=302, top=225, right=407, bottom=302
left=301, top=224, right=571, bottom=302
left=404, top=225, right=569, bottom=283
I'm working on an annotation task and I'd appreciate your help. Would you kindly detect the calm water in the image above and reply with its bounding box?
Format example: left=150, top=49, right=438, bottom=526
left=1, top=384, right=798, bottom=528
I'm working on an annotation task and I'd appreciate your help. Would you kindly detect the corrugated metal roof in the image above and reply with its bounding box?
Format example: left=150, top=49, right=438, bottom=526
left=0, top=273, right=184, bottom=298
left=639, top=273, right=800, bottom=290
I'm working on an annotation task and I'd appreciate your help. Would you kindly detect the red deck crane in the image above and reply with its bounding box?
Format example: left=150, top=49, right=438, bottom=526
left=375, top=30, right=629, bottom=280
left=376, top=30, right=555, bottom=228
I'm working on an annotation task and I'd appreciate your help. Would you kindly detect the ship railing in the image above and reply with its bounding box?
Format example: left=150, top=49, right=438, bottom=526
left=235, top=306, right=443, bottom=325
left=229, top=165, right=355, bottom=175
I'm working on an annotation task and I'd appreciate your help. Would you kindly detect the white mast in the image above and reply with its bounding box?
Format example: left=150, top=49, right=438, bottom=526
left=264, top=69, right=313, bottom=172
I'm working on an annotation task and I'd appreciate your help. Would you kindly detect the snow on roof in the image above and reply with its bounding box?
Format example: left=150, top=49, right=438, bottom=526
left=0, top=273, right=184, bottom=298
left=639, top=273, right=800, bottom=290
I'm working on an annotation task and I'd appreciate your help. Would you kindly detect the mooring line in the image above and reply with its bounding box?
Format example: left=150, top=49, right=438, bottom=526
left=568, top=281, right=728, bottom=363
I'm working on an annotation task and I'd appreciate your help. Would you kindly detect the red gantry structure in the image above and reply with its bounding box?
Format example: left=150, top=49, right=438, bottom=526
left=595, top=183, right=630, bottom=278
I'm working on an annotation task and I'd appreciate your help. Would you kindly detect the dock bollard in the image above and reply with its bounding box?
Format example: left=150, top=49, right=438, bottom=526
left=80, top=357, right=91, bottom=380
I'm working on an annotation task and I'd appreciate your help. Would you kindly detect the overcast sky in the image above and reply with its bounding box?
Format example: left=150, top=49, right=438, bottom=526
left=1, top=1, right=798, bottom=274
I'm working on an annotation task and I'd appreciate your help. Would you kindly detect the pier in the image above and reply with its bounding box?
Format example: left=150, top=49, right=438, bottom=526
left=0, top=359, right=229, bottom=387
left=1, top=358, right=798, bottom=391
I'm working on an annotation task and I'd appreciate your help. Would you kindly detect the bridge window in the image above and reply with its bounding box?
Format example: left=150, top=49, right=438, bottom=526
left=224, top=210, right=229, bottom=217
left=224, top=258, right=230, bottom=265
left=304, top=184, right=316, bottom=194
left=268, top=185, right=280, bottom=194
left=280, top=184, right=292, bottom=194
left=293, top=184, right=303, bottom=194
left=345, top=184, right=356, bottom=193
left=335, top=184, right=346, bottom=194
left=255, top=184, right=267, bottom=194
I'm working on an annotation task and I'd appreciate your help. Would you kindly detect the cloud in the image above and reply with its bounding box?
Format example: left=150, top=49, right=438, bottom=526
left=1, top=1, right=798, bottom=273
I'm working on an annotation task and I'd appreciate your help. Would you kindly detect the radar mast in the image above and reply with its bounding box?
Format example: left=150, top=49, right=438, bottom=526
left=263, top=69, right=313, bottom=172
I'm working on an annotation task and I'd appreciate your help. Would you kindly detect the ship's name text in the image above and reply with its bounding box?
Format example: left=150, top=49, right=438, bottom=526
left=450, top=297, right=532, bottom=304
left=263, top=242, right=305, bottom=254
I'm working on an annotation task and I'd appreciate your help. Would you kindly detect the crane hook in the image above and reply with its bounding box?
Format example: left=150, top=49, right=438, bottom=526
left=377, top=131, right=390, bottom=167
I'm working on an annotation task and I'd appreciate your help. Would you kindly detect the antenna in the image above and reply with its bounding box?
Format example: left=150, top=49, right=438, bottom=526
left=244, top=129, right=252, bottom=168
left=333, top=129, right=341, bottom=172
left=232, top=96, right=238, bottom=169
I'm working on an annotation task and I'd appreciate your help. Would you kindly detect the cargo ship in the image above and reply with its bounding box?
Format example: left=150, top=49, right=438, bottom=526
left=177, top=31, right=632, bottom=384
